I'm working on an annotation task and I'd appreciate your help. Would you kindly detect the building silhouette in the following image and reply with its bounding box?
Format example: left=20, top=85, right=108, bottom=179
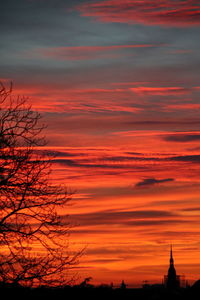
left=164, top=245, right=180, bottom=289
left=120, top=280, right=126, bottom=289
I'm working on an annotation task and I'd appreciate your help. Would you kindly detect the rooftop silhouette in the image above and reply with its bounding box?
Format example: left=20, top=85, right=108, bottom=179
left=0, top=247, right=200, bottom=299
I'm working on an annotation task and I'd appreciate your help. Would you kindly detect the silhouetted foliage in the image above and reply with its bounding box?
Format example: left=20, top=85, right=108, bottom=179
left=0, top=82, right=82, bottom=287
left=0, top=283, right=199, bottom=300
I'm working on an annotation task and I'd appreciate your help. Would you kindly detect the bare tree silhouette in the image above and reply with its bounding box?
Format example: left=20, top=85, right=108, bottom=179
left=0, top=82, right=82, bottom=287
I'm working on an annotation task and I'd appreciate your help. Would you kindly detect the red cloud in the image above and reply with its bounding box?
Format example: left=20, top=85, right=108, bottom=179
left=44, top=44, right=164, bottom=60
left=164, top=103, right=200, bottom=111
left=130, top=86, right=190, bottom=96
left=76, top=0, right=200, bottom=27
left=12, top=85, right=142, bottom=113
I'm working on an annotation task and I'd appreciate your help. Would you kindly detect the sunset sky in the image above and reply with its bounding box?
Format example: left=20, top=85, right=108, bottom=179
left=1, top=0, right=200, bottom=287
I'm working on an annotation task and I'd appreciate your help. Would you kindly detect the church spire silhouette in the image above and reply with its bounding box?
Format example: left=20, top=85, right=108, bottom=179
left=164, top=245, right=180, bottom=289
left=170, top=245, right=174, bottom=266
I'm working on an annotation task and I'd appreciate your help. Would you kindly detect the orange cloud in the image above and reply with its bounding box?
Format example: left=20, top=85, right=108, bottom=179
left=76, top=0, right=200, bottom=27
left=32, top=145, right=200, bottom=286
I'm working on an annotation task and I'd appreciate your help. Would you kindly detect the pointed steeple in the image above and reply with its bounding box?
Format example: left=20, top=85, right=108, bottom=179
left=170, top=244, right=174, bottom=266
left=165, top=244, right=180, bottom=289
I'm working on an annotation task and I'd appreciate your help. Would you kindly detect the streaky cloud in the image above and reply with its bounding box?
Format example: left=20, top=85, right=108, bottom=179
left=43, top=44, right=164, bottom=61
left=66, top=209, right=177, bottom=227
left=130, top=86, right=190, bottom=96
left=164, top=134, right=200, bottom=142
left=170, top=155, right=200, bottom=162
left=135, top=177, right=174, bottom=187
left=76, top=0, right=200, bottom=27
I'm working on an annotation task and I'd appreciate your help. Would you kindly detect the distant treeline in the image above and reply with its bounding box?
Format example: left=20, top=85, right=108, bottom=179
left=1, top=282, right=200, bottom=300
